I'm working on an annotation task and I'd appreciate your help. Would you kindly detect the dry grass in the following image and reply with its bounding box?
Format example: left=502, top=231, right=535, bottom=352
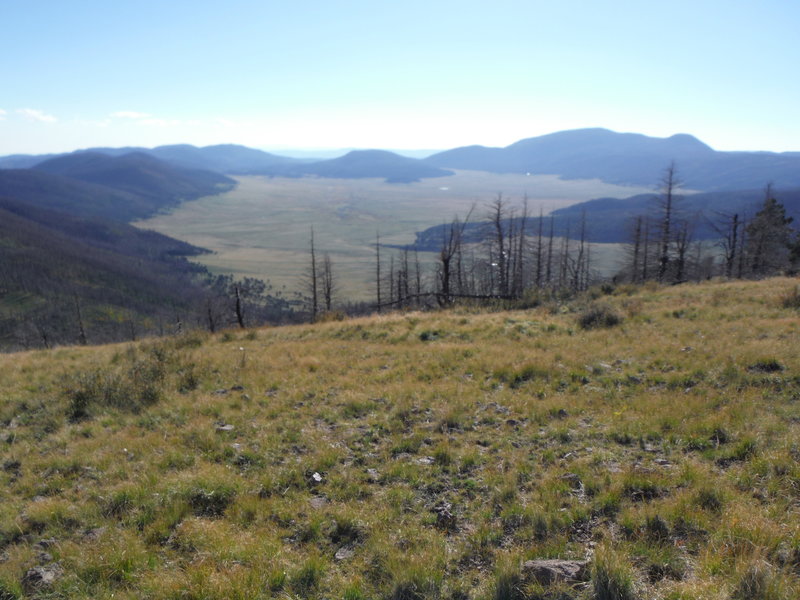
left=0, top=277, right=798, bottom=599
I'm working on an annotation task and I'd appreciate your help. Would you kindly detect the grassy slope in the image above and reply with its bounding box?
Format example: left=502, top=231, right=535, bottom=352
left=0, top=278, right=799, bottom=599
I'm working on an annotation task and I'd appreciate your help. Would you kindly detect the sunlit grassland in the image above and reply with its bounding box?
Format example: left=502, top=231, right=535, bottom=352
left=136, top=172, right=650, bottom=298
left=1, top=278, right=798, bottom=599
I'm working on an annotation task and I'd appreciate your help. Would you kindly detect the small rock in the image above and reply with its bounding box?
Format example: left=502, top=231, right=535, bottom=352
left=556, top=409, right=568, bottom=419
left=213, top=389, right=228, bottom=395
left=655, top=458, right=671, bottom=466
left=506, top=419, right=519, bottom=427
left=84, top=527, right=106, bottom=541
left=309, top=496, right=328, bottom=509
left=230, top=385, right=245, bottom=391
left=417, top=456, right=435, bottom=465
left=334, top=545, right=355, bottom=561
left=366, top=468, right=380, bottom=482
left=311, top=472, right=323, bottom=484
left=231, top=443, right=243, bottom=451
left=22, top=563, right=63, bottom=592
left=35, top=538, right=57, bottom=549
left=37, top=551, right=53, bottom=563
left=432, top=502, right=457, bottom=531
left=522, top=559, right=588, bottom=585
left=215, top=424, right=235, bottom=432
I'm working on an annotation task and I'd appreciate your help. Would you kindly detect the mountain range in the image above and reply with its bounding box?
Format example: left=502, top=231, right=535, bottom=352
left=424, top=128, right=800, bottom=191
left=4, top=128, right=800, bottom=190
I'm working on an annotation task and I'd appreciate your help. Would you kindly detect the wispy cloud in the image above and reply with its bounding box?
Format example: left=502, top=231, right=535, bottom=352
left=0, top=108, right=6, bottom=120
left=17, top=108, right=57, bottom=123
left=111, top=110, right=151, bottom=119
left=140, top=118, right=181, bottom=127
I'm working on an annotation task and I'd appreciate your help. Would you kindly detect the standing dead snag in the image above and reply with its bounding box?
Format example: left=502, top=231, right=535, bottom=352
left=657, top=162, right=681, bottom=282
left=234, top=285, right=245, bottom=328
left=321, top=252, right=335, bottom=312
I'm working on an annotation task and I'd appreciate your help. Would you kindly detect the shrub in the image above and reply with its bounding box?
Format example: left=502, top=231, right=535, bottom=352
left=64, top=345, right=172, bottom=419
left=779, top=285, right=800, bottom=309
left=731, top=559, right=794, bottom=600
left=747, top=359, right=784, bottom=374
left=577, top=303, right=623, bottom=330
left=186, top=482, right=237, bottom=517
left=592, top=546, right=636, bottom=600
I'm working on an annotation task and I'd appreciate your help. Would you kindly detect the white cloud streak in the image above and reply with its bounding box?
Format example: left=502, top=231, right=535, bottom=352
left=17, top=108, right=57, bottom=123
left=0, top=108, right=6, bottom=120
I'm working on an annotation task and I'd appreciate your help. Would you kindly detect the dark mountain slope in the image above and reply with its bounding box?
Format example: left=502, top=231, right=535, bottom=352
left=284, top=149, right=453, bottom=183
left=33, top=151, right=234, bottom=202
left=0, top=197, right=211, bottom=349
left=0, top=168, right=163, bottom=221
left=425, top=128, right=800, bottom=191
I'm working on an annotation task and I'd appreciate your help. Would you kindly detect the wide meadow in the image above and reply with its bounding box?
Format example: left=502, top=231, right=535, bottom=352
left=136, top=172, right=650, bottom=299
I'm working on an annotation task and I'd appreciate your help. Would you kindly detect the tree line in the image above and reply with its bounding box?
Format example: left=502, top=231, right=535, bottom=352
left=305, top=163, right=800, bottom=318
left=622, top=164, right=798, bottom=284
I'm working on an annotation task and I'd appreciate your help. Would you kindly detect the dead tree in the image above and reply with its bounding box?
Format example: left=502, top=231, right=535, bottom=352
left=710, top=211, right=741, bottom=278
left=375, top=231, right=382, bottom=312
left=321, top=253, right=336, bottom=311
left=308, top=227, right=319, bottom=320
left=657, top=162, right=681, bottom=282
left=437, top=206, right=474, bottom=305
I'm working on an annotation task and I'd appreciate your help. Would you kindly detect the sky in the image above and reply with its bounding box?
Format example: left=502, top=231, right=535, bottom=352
left=2, top=0, right=799, bottom=155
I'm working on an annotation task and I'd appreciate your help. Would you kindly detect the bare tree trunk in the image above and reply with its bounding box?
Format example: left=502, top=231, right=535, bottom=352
left=489, top=195, right=508, bottom=297
left=658, top=162, right=681, bottom=282
left=206, top=298, right=216, bottom=333
left=546, top=216, right=555, bottom=287
left=535, top=207, right=544, bottom=288
left=375, top=231, right=382, bottom=312
left=73, top=293, right=87, bottom=345
left=631, top=216, right=643, bottom=283
left=321, top=253, right=335, bottom=311
left=309, top=227, right=318, bottom=321
left=642, top=217, right=650, bottom=281
left=234, top=285, right=245, bottom=328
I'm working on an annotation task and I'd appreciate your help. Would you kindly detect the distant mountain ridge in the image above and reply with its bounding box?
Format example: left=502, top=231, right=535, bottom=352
left=3, top=128, right=800, bottom=189
left=424, top=128, right=800, bottom=191
left=280, top=149, right=453, bottom=183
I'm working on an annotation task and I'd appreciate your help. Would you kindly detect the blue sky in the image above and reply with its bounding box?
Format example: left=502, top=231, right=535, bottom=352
left=2, top=0, right=799, bottom=154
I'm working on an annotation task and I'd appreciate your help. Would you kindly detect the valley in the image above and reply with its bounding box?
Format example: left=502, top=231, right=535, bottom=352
left=136, top=172, right=651, bottom=299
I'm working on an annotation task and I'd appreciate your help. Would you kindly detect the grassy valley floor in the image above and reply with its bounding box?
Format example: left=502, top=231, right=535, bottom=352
left=0, top=278, right=799, bottom=599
